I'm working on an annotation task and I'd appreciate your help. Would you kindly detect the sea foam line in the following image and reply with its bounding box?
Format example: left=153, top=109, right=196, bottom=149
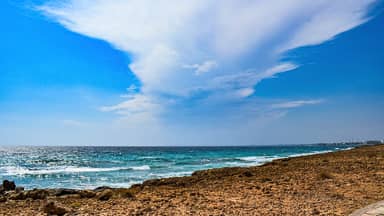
left=2, top=165, right=150, bottom=175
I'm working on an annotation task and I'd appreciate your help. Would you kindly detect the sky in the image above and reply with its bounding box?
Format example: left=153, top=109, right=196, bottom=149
left=0, top=0, right=383, bottom=146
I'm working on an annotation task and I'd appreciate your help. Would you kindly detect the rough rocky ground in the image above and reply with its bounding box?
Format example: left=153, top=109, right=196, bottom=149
left=0, top=144, right=383, bottom=216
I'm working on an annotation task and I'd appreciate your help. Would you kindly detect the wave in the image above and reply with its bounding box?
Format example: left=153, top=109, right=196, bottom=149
left=234, top=150, right=337, bottom=166
left=149, top=171, right=193, bottom=178
left=2, top=165, right=151, bottom=175
left=287, top=150, right=333, bottom=158
left=237, top=155, right=280, bottom=162
left=130, top=165, right=151, bottom=170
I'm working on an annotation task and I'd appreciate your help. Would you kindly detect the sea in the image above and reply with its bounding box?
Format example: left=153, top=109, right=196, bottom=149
left=0, top=144, right=358, bottom=189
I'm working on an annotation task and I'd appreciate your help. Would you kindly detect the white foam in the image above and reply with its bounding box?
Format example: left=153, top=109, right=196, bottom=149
left=139, top=156, right=157, bottom=159
left=2, top=165, right=151, bottom=175
left=237, top=156, right=279, bottom=162
left=149, top=171, right=193, bottom=178
left=288, top=150, right=332, bottom=158
left=130, top=165, right=151, bottom=170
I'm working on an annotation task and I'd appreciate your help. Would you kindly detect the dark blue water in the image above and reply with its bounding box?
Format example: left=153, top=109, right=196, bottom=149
left=0, top=144, right=357, bottom=189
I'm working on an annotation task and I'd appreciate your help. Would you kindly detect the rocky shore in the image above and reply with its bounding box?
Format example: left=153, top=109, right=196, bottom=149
left=1, top=144, right=383, bottom=215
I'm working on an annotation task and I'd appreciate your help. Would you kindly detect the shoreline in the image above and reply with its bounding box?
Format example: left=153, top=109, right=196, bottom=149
left=1, top=145, right=359, bottom=190
left=1, top=144, right=383, bottom=215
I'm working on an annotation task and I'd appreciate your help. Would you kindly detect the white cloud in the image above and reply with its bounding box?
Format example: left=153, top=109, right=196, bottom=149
left=271, top=100, right=324, bottom=109
left=100, top=94, right=162, bottom=115
left=39, top=0, right=376, bottom=116
left=236, top=88, right=255, bottom=98
left=183, top=60, right=218, bottom=75
left=206, top=62, right=298, bottom=93
left=262, top=63, right=299, bottom=79
left=280, top=0, right=374, bottom=51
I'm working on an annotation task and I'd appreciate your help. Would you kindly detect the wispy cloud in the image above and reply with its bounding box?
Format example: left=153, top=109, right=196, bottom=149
left=100, top=94, right=162, bottom=115
left=183, top=60, right=218, bottom=75
left=271, top=100, right=324, bottom=109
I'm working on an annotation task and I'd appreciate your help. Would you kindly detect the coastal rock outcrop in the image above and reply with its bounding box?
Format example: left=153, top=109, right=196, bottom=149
left=78, top=190, right=96, bottom=198
left=1, top=180, right=16, bottom=192
left=53, top=188, right=78, bottom=197
left=97, top=189, right=113, bottom=201
left=25, top=189, right=49, bottom=200
left=15, top=186, right=24, bottom=193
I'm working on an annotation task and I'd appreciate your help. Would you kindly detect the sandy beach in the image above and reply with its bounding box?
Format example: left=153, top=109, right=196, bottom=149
left=1, top=144, right=383, bottom=216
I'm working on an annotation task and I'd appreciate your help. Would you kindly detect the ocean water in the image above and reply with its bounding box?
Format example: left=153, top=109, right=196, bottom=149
left=0, top=144, right=357, bottom=189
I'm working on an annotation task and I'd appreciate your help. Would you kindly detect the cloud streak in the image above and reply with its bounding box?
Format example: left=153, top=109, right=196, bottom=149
left=271, top=100, right=324, bottom=109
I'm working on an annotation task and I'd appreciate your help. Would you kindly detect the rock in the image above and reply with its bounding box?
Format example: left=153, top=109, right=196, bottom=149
left=93, top=186, right=112, bottom=192
left=59, top=194, right=81, bottom=199
left=122, top=190, right=135, bottom=199
left=2, top=180, right=16, bottom=191
left=97, top=189, right=113, bottom=201
left=0, top=196, right=6, bottom=203
left=54, top=189, right=78, bottom=197
left=43, top=201, right=69, bottom=216
left=312, top=208, right=321, bottom=215
left=8, top=192, right=26, bottom=200
left=26, top=189, right=48, bottom=200
left=15, top=187, right=24, bottom=193
left=78, top=190, right=96, bottom=198
left=243, top=171, right=253, bottom=177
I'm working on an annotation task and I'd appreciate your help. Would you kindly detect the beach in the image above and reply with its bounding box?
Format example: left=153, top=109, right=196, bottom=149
left=1, top=144, right=383, bottom=215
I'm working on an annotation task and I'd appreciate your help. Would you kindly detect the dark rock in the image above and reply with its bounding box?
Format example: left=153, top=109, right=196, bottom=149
left=15, top=186, right=24, bottom=193
left=54, top=188, right=78, bottom=197
left=121, top=190, right=135, bottom=199
left=8, top=192, right=26, bottom=200
left=97, top=189, right=113, bottom=201
left=2, top=180, right=16, bottom=191
left=260, top=177, right=272, bottom=183
left=43, top=201, right=69, bottom=216
left=243, top=171, right=253, bottom=177
left=93, top=186, right=112, bottom=192
left=0, top=196, right=6, bottom=203
left=318, top=171, right=333, bottom=180
left=312, top=208, right=320, bottom=215
left=78, top=190, right=96, bottom=198
left=25, top=189, right=48, bottom=200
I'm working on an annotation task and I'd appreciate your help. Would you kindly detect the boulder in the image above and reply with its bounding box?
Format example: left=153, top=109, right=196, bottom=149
left=97, top=189, right=113, bottom=201
left=78, top=190, right=96, bottom=198
left=243, top=171, right=253, bottom=177
left=93, top=186, right=112, bottom=192
left=43, top=201, right=69, bottom=216
left=25, top=189, right=48, bottom=200
left=54, top=189, right=78, bottom=197
left=0, top=196, right=6, bottom=203
left=2, top=180, right=16, bottom=191
left=15, top=187, right=24, bottom=193
left=8, top=192, right=26, bottom=200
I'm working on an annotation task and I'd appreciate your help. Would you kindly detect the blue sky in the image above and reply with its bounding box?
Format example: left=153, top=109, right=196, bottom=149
left=0, top=0, right=383, bottom=146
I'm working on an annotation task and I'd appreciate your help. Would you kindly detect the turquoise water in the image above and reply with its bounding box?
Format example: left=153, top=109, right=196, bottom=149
left=0, top=144, right=357, bottom=189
